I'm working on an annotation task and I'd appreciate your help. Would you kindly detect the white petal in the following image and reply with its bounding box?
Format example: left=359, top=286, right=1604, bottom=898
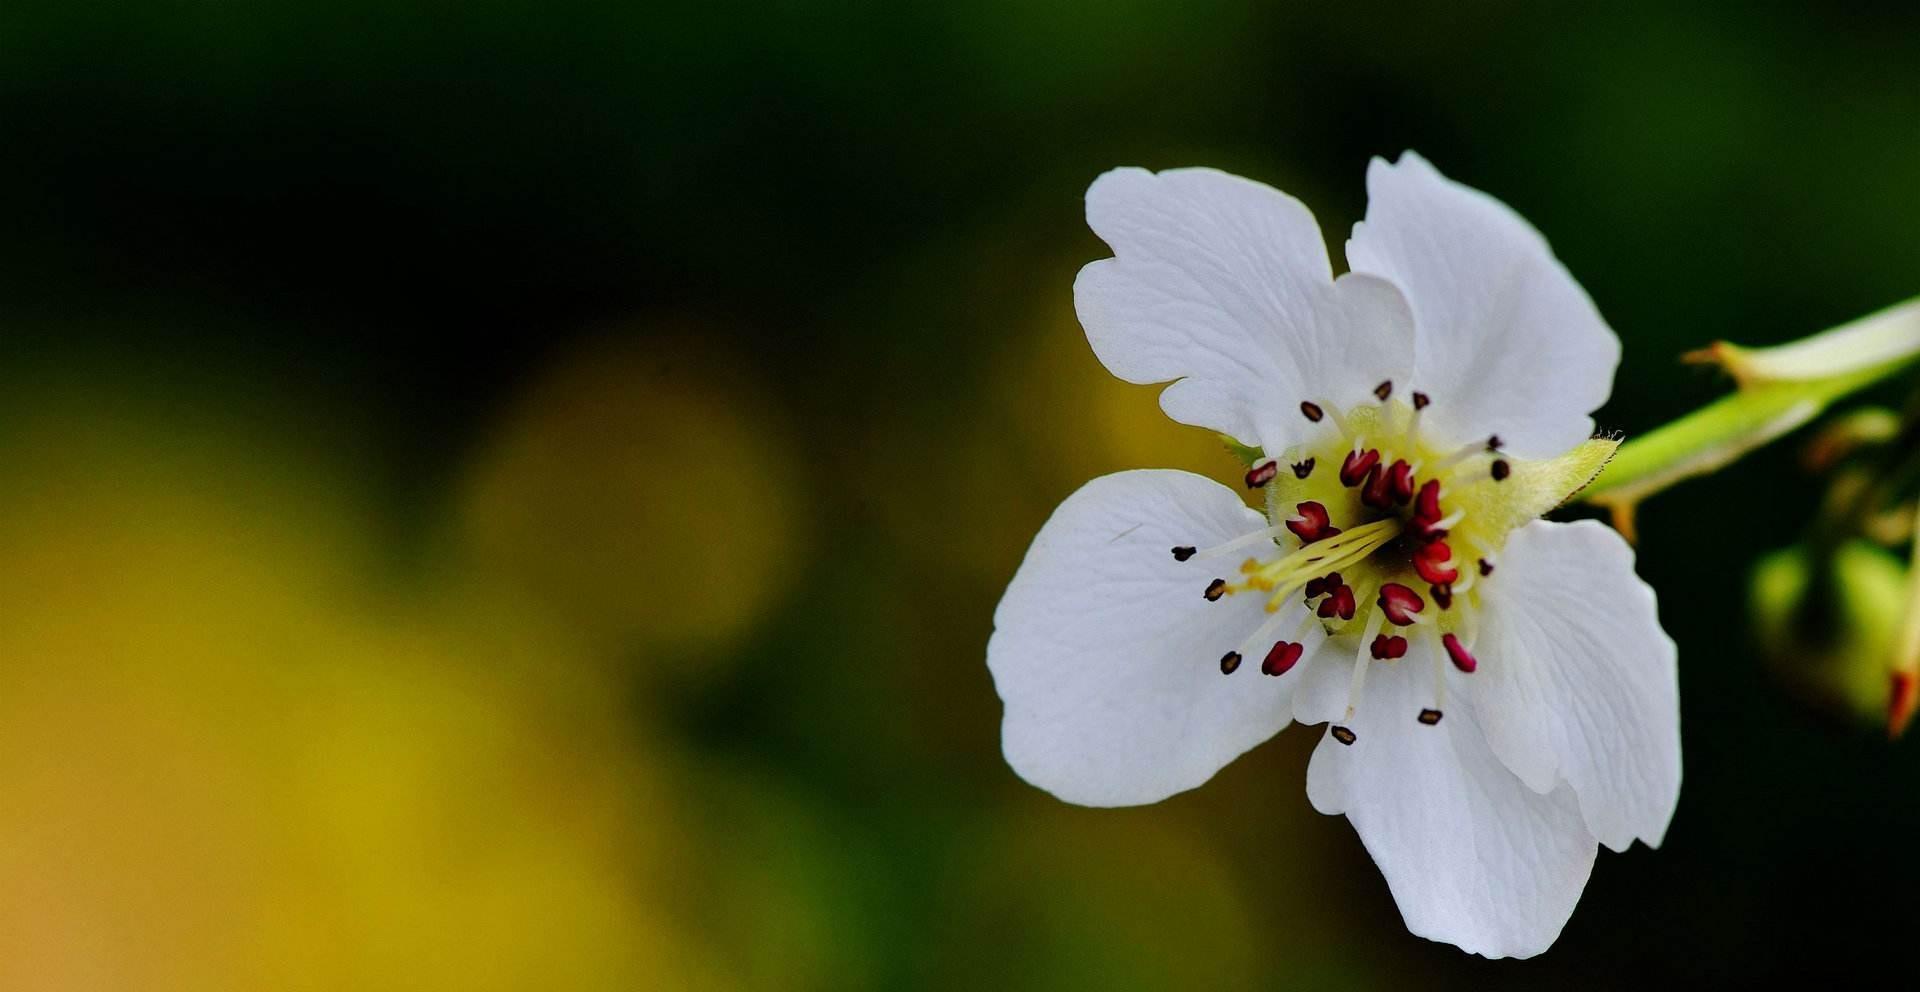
left=1077, top=167, right=1414, bottom=450
left=1472, top=519, right=1682, bottom=852
left=1306, top=659, right=1597, bottom=959
left=989, top=470, right=1316, bottom=807
left=1346, top=152, right=1620, bottom=457
left=1291, top=642, right=1355, bottom=726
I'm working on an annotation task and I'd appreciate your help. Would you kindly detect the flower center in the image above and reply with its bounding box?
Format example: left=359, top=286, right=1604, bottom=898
left=1172, top=383, right=1526, bottom=741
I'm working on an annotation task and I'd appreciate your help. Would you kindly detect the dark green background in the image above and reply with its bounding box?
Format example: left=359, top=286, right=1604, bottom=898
left=1, top=1, right=1916, bottom=987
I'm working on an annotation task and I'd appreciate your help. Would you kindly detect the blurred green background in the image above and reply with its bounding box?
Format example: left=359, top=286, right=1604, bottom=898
left=0, top=0, right=1916, bottom=987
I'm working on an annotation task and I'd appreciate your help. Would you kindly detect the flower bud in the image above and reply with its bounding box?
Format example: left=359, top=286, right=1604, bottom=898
left=1685, top=298, right=1920, bottom=389
left=1751, top=541, right=1909, bottom=729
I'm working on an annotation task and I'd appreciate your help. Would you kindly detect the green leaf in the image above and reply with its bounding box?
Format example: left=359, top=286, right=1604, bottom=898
left=1219, top=434, right=1265, bottom=467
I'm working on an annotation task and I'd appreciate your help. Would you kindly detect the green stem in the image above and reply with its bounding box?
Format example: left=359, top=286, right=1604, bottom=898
left=1582, top=297, right=1920, bottom=512
left=1583, top=361, right=1905, bottom=507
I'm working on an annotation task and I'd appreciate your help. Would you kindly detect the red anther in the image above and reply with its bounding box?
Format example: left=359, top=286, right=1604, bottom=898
left=1300, top=401, right=1325, bottom=422
left=1377, top=583, right=1425, bottom=626
left=1303, top=576, right=1328, bottom=599
left=1305, top=571, right=1343, bottom=600
left=1414, top=540, right=1459, bottom=585
left=1413, top=479, right=1443, bottom=523
left=1430, top=584, right=1453, bottom=610
left=1369, top=634, right=1408, bottom=660
left=1360, top=463, right=1395, bottom=510
left=1339, top=448, right=1381, bottom=487
left=1442, top=633, right=1477, bottom=673
left=1318, top=584, right=1356, bottom=621
left=1285, top=501, right=1341, bottom=544
left=1262, top=640, right=1305, bottom=676
left=1386, top=460, right=1415, bottom=505
left=1408, top=479, right=1447, bottom=541
left=1292, top=457, right=1315, bottom=479
left=1245, top=459, right=1279, bottom=488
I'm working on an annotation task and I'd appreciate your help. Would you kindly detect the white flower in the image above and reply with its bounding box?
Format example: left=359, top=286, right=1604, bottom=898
left=987, top=153, right=1681, bottom=959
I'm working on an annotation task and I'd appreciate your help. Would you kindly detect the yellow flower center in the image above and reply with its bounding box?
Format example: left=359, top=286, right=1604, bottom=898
left=1174, top=384, right=1620, bottom=734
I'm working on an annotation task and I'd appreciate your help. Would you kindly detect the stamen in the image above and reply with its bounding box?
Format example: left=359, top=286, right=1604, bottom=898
left=1369, top=633, right=1408, bottom=660
left=1373, top=380, right=1393, bottom=401
left=1300, top=401, right=1324, bottom=423
left=1413, top=479, right=1443, bottom=525
left=1230, top=602, right=1315, bottom=671
left=1430, top=584, right=1453, bottom=610
left=1219, top=651, right=1242, bottom=675
left=1429, top=631, right=1447, bottom=711
left=1405, top=396, right=1428, bottom=446
left=1291, top=457, right=1315, bottom=479
left=1303, top=571, right=1340, bottom=599
left=1188, top=524, right=1288, bottom=561
left=1413, top=540, right=1458, bottom=585
left=1405, top=475, right=1443, bottom=537
left=1478, top=558, right=1495, bottom=577
left=1245, top=459, right=1279, bottom=488
left=1171, top=546, right=1197, bottom=561
left=1490, top=459, right=1511, bottom=482
left=1317, top=583, right=1356, bottom=621
left=1417, top=708, right=1443, bottom=725
left=1339, top=448, right=1381, bottom=487
left=1204, top=578, right=1227, bottom=601
left=1321, top=402, right=1351, bottom=435
left=1385, top=460, right=1415, bottom=505
left=1261, top=639, right=1305, bottom=677
left=1330, top=726, right=1357, bottom=746
left=1377, top=583, right=1425, bottom=626
left=1285, top=501, right=1341, bottom=544
left=1442, top=632, right=1478, bottom=673
left=1254, top=518, right=1402, bottom=609
left=1359, top=463, right=1394, bottom=510
left=1344, top=612, right=1386, bottom=718
left=1432, top=441, right=1492, bottom=472
left=1486, top=435, right=1503, bottom=451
